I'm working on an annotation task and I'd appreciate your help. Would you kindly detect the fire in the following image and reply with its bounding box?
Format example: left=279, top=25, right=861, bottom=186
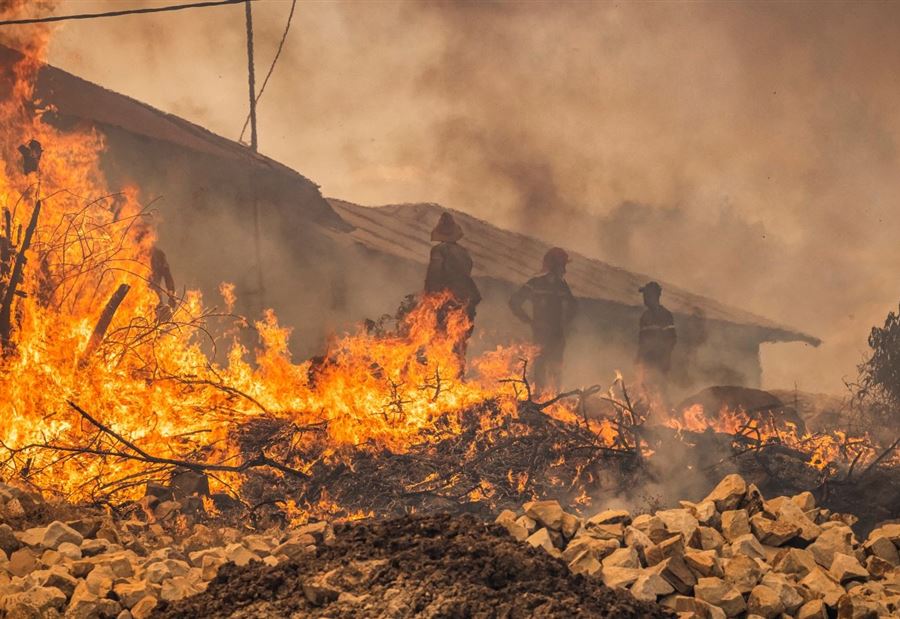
left=0, top=30, right=580, bottom=505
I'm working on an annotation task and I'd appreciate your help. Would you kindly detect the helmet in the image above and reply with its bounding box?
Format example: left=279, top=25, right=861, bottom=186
left=542, top=247, right=570, bottom=272
left=431, top=212, right=464, bottom=242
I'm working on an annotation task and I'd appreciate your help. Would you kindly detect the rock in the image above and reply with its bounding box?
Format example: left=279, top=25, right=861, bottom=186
left=495, top=510, right=517, bottom=525
left=731, top=533, right=767, bottom=560
left=829, top=552, right=869, bottom=583
left=65, top=518, right=102, bottom=540
left=587, top=509, right=631, bottom=526
left=223, top=543, right=261, bottom=567
left=568, top=548, right=602, bottom=576
left=631, top=514, right=668, bottom=543
left=865, top=555, right=894, bottom=578
left=586, top=523, right=624, bottom=541
left=129, top=595, right=157, bottom=619
left=499, top=519, right=529, bottom=542
left=747, top=584, right=784, bottom=618
left=775, top=499, right=822, bottom=543
left=704, top=474, right=747, bottom=512
left=201, top=554, right=227, bottom=581
left=694, top=576, right=746, bottom=617
left=652, top=555, right=697, bottom=595
left=84, top=564, right=116, bottom=598
left=630, top=569, right=674, bottom=602
left=160, top=575, right=204, bottom=602
left=40, top=521, right=83, bottom=549
left=685, top=550, right=721, bottom=578
left=93, top=551, right=136, bottom=578
left=800, top=567, right=846, bottom=608
left=750, top=514, right=800, bottom=546
left=2, top=585, right=67, bottom=616
left=154, top=500, right=182, bottom=521
left=515, top=515, right=536, bottom=533
left=271, top=539, right=315, bottom=561
left=561, top=536, right=618, bottom=563
left=864, top=535, right=899, bottom=566
left=673, top=595, right=726, bottom=619
left=808, top=526, right=855, bottom=569
left=96, top=525, right=120, bottom=545
left=760, top=572, right=804, bottom=613
left=796, top=599, right=828, bottom=619
left=302, top=581, right=340, bottom=606
left=80, top=539, right=111, bottom=558
left=0, top=523, right=22, bottom=555
left=602, top=546, right=641, bottom=569
left=644, top=534, right=685, bottom=566
left=743, top=483, right=765, bottom=515
left=525, top=528, right=560, bottom=558
left=8, top=547, right=37, bottom=577
left=41, top=549, right=61, bottom=567
left=560, top=512, right=581, bottom=539
left=57, top=542, right=82, bottom=561
left=836, top=592, right=883, bottom=619
left=681, top=500, right=718, bottom=526
left=623, top=525, right=653, bottom=553
left=791, top=491, right=816, bottom=511
left=114, top=580, right=153, bottom=609
left=657, top=509, right=700, bottom=544
left=145, top=559, right=190, bottom=584
left=17, top=526, right=44, bottom=547
left=66, top=587, right=122, bottom=619
left=724, top=554, right=762, bottom=594
left=600, top=566, right=641, bottom=588
left=524, top=500, right=564, bottom=531
left=695, top=526, right=726, bottom=552
left=774, top=547, right=819, bottom=577
left=33, top=566, right=79, bottom=598
left=867, top=523, right=900, bottom=545
left=720, top=509, right=751, bottom=542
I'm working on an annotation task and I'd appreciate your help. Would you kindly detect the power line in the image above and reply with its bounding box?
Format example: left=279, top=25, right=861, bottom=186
left=0, top=0, right=244, bottom=27
left=240, top=0, right=297, bottom=145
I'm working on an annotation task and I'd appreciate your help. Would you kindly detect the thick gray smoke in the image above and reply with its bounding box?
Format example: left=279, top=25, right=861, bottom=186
left=35, top=0, right=900, bottom=393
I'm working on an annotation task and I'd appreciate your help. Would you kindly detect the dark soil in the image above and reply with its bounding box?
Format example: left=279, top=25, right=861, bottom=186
left=154, top=513, right=673, bottom=619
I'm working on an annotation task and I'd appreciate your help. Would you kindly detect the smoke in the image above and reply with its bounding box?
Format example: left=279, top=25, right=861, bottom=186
left=38, top=1, right=900, bottom=393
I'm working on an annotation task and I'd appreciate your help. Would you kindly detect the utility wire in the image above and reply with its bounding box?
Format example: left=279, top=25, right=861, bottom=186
left=239, top=0, right=297, bottom=145
left=0, top=0, right=244, bottom=27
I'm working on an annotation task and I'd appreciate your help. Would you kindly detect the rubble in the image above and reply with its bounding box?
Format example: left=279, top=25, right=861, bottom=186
left=495, top=474, right=900, bottom=618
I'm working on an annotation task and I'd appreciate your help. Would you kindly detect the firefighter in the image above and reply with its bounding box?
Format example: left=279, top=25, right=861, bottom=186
left=636, top=281, right=676, bottom=405
left=509, top=247, right=578, bottom=391
left=424, top=212, right=481, bottom=373
left=150, top=246, right=177, bottom=322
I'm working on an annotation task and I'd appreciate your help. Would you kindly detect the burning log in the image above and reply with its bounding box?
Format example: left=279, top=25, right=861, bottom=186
left=78, top=282, right=130, bottom=366
left=0, top=199, right=40, bottom=352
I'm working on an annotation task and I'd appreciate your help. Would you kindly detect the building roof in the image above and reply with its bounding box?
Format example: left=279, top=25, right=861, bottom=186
left=329, top=199, right=821, bottom=346
left=0, top=43, right=346, bottom=230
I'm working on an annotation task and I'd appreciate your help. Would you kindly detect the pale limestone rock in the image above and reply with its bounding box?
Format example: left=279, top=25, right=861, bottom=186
left=829, top=552, right=869, bottom=584
left=600, top=565, right=641, bottom=588
left=602, top=546, right=641, bottom=569
left=525, top=528, right=560, bottom=559
left=524, top=500, right=564, bottom=531
left=720, top=509, right=751, bottom=542
left=800, top=567, right=846, bottom=608
left=630, top=569, right=674, bottom=602
left=747, top=584, right=784, bottom=618
left=703, top=474, right=747, bottom=512
left=750, top=514, right=800, bottom=546
left=694, top=576, right=746, bottom=617
left=568, top=548, right=602, bottom=577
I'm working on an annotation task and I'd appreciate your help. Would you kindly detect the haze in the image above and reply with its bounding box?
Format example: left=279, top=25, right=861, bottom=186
left=25, top=0, right=900, bottom=394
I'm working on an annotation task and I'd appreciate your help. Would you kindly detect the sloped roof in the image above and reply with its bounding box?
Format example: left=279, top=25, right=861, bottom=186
left=0, top=44, right=347, bottom=230
left=329, top=199, right=821, bottom=346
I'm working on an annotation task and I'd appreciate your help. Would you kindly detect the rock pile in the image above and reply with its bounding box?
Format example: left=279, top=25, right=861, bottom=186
left=496, top=474, right=900, bottom=618
left=0, top=480, right=332, bottom=618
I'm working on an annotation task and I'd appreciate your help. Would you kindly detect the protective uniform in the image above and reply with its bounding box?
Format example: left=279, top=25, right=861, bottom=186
left=509, top=248, right=577, bottom=391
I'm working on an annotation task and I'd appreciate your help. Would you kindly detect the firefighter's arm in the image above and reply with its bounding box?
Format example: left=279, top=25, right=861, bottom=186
left=508, top=283, right=532, bottom=324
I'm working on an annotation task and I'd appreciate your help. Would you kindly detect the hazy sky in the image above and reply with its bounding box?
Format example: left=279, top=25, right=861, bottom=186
left=12, top=0, right=900, bottom=393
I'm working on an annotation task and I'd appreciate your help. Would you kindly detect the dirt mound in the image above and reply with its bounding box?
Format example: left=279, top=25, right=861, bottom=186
left=154, top=513, right=672, bottom=619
